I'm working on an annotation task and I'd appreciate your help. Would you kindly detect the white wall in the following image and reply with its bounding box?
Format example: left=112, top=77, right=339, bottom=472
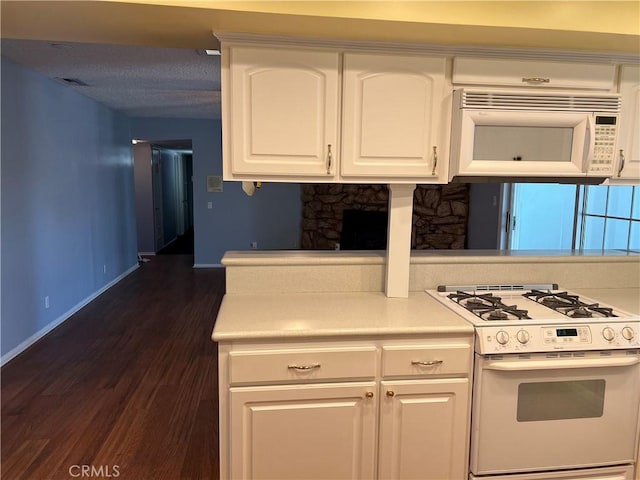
left=1, top=57, right=139, bottom=362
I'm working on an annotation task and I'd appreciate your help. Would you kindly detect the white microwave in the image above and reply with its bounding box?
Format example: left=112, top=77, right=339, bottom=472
left=449, top=89, right=621, bottom=183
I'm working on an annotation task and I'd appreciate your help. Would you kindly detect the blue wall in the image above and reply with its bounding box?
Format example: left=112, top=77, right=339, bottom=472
left=1, top=58, right=138, bottom=361
left=131, top=118, right=302, bottom=266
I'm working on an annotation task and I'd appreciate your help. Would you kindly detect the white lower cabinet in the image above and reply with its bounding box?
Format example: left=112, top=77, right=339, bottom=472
left=230, top=382, right=378, bottom=479
left=219, top=338, right=473, bottom=479
left=378, top=379, right=469, bottom=480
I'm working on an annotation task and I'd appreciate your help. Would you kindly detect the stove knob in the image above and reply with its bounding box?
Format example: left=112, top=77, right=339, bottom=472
left=516, top=329, right=530, bottom=344
left=602, top=327, right=615, bottom=342
left=496, top=330, right=510, bottom=345
left=622, top=327, right=635, bottom=341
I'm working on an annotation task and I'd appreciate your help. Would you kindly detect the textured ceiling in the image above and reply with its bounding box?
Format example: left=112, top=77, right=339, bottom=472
left=1, top=39, right=221, bottom=119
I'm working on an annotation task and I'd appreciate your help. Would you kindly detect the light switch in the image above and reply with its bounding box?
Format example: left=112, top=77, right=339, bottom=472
left=207, top=201, right=213, bottom=209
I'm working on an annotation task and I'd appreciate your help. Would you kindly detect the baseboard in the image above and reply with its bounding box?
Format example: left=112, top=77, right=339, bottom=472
left=193, top=263, right=224, bottom=268
left=138, top=252, right=156, bottom=256
left=1, top=263, right=140, bottom=367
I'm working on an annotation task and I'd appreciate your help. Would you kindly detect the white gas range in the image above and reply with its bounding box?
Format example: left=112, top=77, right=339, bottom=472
left=426, top=284, right=640, bottom=480
left=427, top=283, right=640, bottom=355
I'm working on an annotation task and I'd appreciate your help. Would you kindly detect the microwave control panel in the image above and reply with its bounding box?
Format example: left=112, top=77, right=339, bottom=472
left=589, top=115, right=618, bottom=173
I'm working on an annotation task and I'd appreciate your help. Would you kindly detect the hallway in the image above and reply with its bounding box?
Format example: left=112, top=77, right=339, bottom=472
left=1, top=256, right=223, bottom=480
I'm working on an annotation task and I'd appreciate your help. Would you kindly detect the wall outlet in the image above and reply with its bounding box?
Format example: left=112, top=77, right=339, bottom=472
left=250, top=241, right=258, bottom=249
left=207, top=201, right=213, bottom=209
left=44, top=296, right=50, bottom=309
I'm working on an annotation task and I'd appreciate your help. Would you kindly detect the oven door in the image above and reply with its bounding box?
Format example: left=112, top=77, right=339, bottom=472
left=470, top=351, right=640, bottom=476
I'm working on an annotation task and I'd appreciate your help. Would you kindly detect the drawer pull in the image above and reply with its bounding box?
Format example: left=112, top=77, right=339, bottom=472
left=411, top=360, right=444, bottom=367
left=522, top=77, right=550, bottom=84
left=288, top=363, right=321, bottom=371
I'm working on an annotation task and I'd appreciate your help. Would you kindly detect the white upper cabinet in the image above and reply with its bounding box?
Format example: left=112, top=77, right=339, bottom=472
left=222, top=45, right=449, bottom=183
left=341, top=53, right=449, bottom=181
left=613, top=64, right=640, bottom=183
left=453, top=57, right=616, bottom=90
left=224, top=47, right=340, bottom=179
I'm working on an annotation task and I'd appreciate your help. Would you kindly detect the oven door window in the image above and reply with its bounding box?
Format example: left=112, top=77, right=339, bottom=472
left=517, top=380, right=605, bottom=422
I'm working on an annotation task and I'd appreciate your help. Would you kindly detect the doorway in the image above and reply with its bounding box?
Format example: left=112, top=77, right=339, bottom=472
left=133, top=139, right=194, bottom=256
left=501, top=183, right=579, bottom=250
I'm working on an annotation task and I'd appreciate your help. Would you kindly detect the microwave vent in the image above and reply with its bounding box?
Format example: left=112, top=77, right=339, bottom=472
left=461, top=91, right=621, bottom=113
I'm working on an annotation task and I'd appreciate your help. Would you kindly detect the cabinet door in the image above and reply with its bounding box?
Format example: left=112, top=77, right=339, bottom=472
left=341, top=53, right=449, bottom=181
left=453, top=57, right=616, bottom=90
left=615, top=65, right=640, bottom=182
left=378, top=378, right=470, bottom=480
left=229, top=382, right=377, bottom=479
left=227, top=47, right=339, bottom=179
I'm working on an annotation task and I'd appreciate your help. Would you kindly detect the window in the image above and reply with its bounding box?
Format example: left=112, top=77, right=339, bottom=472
left=504, top=184, right=639, bottom=254
left=577, top=185, right=639, bottom=252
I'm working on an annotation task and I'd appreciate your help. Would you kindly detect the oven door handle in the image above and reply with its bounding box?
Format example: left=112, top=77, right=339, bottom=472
left=484, top=356, right=640, bottom=371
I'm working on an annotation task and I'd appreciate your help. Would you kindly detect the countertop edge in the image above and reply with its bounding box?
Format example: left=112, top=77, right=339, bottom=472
left=212, top=325, right=475, bottom=342
left=222, top=250, right=640, bottom=267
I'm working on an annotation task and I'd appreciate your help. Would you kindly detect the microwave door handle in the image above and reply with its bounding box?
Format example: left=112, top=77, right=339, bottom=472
left=618, top=149, right=626, bottom=177
left=484, top=356, right=640, bottom=372
left=584, top=114, right=596, bottom=171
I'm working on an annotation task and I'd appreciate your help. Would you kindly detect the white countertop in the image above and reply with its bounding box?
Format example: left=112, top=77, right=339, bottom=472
left=573, top=288, right=640, bottom=315
left=212, top=288, right=640, bottom=342
left=212, top=291, right=474, bottom=342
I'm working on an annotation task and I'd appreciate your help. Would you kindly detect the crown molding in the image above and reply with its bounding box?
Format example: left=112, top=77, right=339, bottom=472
left=214, top=31, right=640, bottom=65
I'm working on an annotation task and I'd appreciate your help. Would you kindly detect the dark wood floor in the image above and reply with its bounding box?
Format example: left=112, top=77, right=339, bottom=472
left=1, top=255, right=223, bottom=480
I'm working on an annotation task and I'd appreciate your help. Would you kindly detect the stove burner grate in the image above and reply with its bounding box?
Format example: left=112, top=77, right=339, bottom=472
left=448, top=292, right=530, bottom=321
left=523, top=290, right=617, bottom=319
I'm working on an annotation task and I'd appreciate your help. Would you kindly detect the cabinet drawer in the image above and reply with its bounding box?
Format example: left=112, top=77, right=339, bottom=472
left=453, top=57, right=616, bottom=90
left=229, top=347, right=377, bottom=385
left=382, top=344, right=471, bottom=377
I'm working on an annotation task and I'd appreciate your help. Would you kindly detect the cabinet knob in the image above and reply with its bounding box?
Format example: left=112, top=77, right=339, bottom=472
left=365, top=391, right=374, bottom=398
left=386, top=391, right=395, bottom=397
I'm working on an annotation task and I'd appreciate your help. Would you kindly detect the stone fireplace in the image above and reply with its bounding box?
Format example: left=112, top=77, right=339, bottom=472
left=301, top=184, right=469, bottom=250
